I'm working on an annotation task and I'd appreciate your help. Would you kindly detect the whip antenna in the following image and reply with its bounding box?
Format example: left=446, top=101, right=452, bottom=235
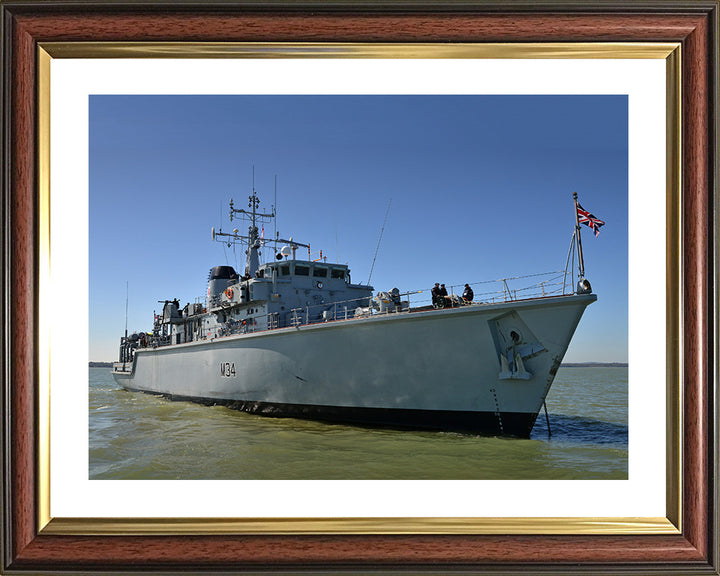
left=124, top=281, right=129, bottom=338
left=274, top=175, right=278, bottom=243
left=367, top=198, right=391, bottom=285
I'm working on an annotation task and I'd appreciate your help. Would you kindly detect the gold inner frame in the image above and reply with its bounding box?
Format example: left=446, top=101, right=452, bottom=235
left=36, top=42, right=682, bottom=536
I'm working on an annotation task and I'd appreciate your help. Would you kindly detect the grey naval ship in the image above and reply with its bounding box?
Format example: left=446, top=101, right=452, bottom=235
left=113, top=187, right=597, bottom=437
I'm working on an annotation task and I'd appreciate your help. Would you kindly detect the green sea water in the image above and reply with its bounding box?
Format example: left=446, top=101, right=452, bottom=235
left=89, top=366, right=627, bottom=480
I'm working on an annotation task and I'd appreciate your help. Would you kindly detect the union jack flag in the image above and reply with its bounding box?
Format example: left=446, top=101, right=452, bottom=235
left=577, top=203, right=605, bottom=237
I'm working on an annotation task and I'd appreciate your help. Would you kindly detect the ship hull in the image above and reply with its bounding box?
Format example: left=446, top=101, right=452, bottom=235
left=113, top=294, right=595, bottom=436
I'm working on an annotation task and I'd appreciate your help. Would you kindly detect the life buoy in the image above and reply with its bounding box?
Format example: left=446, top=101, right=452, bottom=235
left=316, top=281, right=323, bottom=289
left=225, top=288, right=234, bottom=299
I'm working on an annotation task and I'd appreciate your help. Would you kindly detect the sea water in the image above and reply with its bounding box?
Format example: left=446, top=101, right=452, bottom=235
left=88, top=366, right=627, bottom=480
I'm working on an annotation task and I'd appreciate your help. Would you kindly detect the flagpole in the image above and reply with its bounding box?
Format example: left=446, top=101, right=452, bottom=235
left=573, top=192, right=585, bottom=278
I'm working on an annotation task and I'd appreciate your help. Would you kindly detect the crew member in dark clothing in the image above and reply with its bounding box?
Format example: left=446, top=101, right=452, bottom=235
left=431, top=283, right=440, bottom=307
left=462, top=283, right=474, bottom=302
left=437, top=284, right=449, bottom=308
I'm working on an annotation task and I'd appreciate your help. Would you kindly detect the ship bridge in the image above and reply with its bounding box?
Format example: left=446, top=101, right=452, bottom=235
left=258, top=260, right=350, bottom=284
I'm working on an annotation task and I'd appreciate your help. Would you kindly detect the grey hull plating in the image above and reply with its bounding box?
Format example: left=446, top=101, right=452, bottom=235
left=113, top=293, right=595, bottom=437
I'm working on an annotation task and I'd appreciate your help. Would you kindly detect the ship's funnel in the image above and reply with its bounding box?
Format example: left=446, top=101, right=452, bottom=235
left=207, top=265, right=239, bottom=307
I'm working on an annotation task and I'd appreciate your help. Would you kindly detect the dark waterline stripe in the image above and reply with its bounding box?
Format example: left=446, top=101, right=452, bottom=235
left=121, top=386, right=538, bottom=437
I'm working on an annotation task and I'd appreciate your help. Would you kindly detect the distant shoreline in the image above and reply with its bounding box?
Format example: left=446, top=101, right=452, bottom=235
left=89, top=361, right=628, bottom=368
left=561, top=362, right=628, bottom=368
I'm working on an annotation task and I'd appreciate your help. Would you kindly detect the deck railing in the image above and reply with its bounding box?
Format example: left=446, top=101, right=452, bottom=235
left=281, top=270, right=570, bottom=328
left=404, top=271, right=569, bottom=308
left=120, top=270, right=574, bottom=359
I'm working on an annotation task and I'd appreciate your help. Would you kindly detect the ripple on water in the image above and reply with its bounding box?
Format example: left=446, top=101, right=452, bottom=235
left=89, top=366, right=628, bottom=480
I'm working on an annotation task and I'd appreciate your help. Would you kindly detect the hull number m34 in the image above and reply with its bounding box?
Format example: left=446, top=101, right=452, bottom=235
left=220, top=362, right=237, bottom=378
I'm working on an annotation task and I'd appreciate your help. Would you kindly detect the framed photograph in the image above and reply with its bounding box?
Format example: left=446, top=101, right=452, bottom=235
left=2, top=1, right=717, bottom=573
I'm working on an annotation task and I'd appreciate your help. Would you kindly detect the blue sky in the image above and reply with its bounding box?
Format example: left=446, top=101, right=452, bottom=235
left=89, top=95, right=628, bottom=362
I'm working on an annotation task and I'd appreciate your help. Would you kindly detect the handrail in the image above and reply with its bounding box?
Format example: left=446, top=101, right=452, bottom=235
left=124, top=271, right=576, bottom=353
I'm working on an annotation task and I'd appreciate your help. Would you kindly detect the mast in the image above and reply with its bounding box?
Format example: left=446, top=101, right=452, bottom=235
left=573, top=192, right=585, bottom=278
left=215, top=174, right=310, bottom=273
left=247, top=184, right=261, bottom=276
left=225, top=177, right=280, bottom=277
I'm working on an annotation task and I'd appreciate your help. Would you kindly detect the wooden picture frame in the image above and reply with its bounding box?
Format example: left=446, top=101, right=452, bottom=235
left=1, top=1, right=717, bottom=573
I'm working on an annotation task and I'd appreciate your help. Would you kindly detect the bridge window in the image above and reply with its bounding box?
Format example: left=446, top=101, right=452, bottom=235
left=280, top=265, right=290, bottom=276
left=331, top=269, right=346, bottom=280
left=295, top=265, right=309, bottom=276
left=313, top=267, right=328, bottom=278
